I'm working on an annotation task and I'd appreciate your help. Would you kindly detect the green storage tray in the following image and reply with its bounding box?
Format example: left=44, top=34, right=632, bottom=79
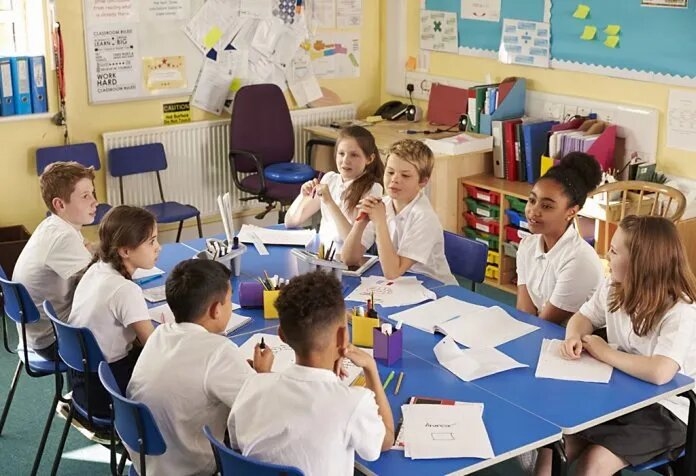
left=506, top=196, right=527, bottom=213
left=462, top=227, right=500, bottom=249
left=465, top=198, right=500, bottom=218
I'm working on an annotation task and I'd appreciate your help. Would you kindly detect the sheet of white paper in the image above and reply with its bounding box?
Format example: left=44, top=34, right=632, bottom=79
left=535, top=339, right=614, bottom=383
left=402, top=403, right=494, bottom=459
left=251, top=18, right=286, bottom=57
left=460, top=0, right=501, bottom=22
left=420, top=10, right=458, bottom=54
left=336, top=0, right=361, bottom=27
left=667, top=89, right=696, bottom=152
left=237, top=224, right=316, bottom=246
left=240, top=0, right=273, bottom=19
left=191, top=58, right=234, bottom=115
left=434, top=336, right=528, bottom=382
left=148, top=302, right=241, bottom=325
left=133, top=267, right=165, bottom=281
left=388, top=296, right=486, bottom=333
left=184, top=0, right=241, bottom=52
left=307, top=32, right=360, bottom=79
left=143, top=0, right=190, bottom=21
left=436, top=306, right=539, bottom=348
left=288, top=74, right=322, bottom=106
left=345, top=276, right=437, bottom=308
left=143, top=285, right=166, bottom=303
left=218, top=48, right=249, bottom=80
left=312, top=0, right=336, bottom=28
left=224, top=312, right=252, bottom=335
left=498, top=19, right=550, bottom=69
left=239, top=333, right=295, bottom=372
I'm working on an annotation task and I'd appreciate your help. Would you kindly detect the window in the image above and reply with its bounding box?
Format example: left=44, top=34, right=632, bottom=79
left=0, top=0, right=46, bottom=56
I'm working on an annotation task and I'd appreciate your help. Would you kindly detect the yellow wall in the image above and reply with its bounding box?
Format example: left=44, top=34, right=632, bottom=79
left=0, top=0, right=381, bottom=231
left=380, top=0, right=696, bottom=179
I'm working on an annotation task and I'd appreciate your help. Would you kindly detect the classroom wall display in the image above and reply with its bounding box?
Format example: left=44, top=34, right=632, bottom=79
left=421, top=0, right=696, bottom=86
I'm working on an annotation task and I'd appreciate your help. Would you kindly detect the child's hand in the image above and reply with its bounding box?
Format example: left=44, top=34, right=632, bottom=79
left=253, top=343, right=274, bottom=373
left=561, top=335, right=583, bottom=360
left=357, top=196, right=386, bottom=224
left=581, top=335, right=610, bottom=361
left=341, top=344, right=377, bottom=371
left=301, top=178, right=319, bottom=197
left=333, top=357, right=349, bottom=380
left=314, top=183, right=333, bottom=204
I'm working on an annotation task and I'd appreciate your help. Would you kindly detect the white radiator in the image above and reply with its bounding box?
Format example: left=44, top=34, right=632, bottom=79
left=102, top=104, right=356, bottom=217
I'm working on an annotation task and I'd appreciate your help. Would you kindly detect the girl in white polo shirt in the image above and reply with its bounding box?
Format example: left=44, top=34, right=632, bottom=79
left=68, top=205, right=158, bottom=418
left=516, top=152, right=604, bottom=324
left=285, top=125, right=384, bottom=250
left=535, top=215, right=696, bottom=476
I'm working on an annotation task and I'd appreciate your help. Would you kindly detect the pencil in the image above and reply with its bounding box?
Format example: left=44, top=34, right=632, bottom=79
left=382, top=370, right=395, bottom=390
left=394, top=371, right=404, bottom=395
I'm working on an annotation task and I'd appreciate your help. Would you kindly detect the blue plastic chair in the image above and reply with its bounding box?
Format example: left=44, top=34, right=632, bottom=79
left=107, top=143, right=202, bottom=242
left=44, top=301, right=113, bottom=476
left=443, top=231, right=488, bottom=292
left=202, top=425, right=304, bottom=476
left=0, top=267, right=67, bottom=476
left=98, top=362, right=166, bottom=476
left=35, top=142, right=112, bottom=224
left=229, top=84, right=317, bottom=222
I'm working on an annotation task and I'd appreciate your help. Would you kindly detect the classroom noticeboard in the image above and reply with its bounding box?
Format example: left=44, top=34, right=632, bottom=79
left=82, top=0, right=205, bottom=104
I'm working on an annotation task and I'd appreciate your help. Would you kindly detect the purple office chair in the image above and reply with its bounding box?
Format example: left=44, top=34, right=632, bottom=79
left=229, top=84, right=317, bottom=222
left=35, top=142, right=112, bottom=224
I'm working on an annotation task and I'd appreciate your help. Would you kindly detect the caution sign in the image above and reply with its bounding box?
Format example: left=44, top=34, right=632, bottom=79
left=163, top=102, right=191, bottom=125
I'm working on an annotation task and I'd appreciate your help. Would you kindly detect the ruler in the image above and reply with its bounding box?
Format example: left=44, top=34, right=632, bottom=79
left=249, top=231, right=269, bottom=256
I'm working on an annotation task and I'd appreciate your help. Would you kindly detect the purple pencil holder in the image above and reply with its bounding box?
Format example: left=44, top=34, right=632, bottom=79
left=239, top=281, right=264, bottom=308
left=373, top=328, right=403, bottom=366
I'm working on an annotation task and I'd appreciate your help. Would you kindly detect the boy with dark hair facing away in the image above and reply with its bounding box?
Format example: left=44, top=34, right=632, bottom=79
left=228, top=270, right=395, bottom=476
left=127, top=259, right=273, bottom=476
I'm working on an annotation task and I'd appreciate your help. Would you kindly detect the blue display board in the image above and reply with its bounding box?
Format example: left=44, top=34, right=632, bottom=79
left=425, top=0, right=547, bottom=53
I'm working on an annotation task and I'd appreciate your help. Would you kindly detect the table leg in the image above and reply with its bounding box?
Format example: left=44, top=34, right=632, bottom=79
left=551, top=438, right=568, bottom=476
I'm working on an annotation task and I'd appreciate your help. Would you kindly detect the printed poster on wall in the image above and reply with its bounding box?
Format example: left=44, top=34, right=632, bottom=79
left=86, top=24, right=141, bottom=102
left=306, top=32, right=360, bottom=78
left=85, top=0, right=139, bottom=24
left=641, top=0, right=687, bottom=7
left=143, top=0, right=190, bottom=21
left=498, top=19, right=550, bottom=68
left=420, top=10, right=458, bottom=54
left=460, top=0, right=501, bottom=22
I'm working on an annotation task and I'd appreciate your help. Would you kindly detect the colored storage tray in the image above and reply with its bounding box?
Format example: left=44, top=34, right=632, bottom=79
left=506, top=196, right=527, bottom=213
left=502, top=241, right=519, bottom=259
left=463, top=227, right=500, bottom=249
left=464, top=185, right=501, bottom=205
left=464, top=212, right=500, bottom=235
left=505, top=209, right=529, bottom=230
left=505, top=225, right=531, bottom=244
left=487, top=250, right=500, bottom=265
left=464, top=198, right=500, bottom=218
left=485, top=264, right=500, bottom=280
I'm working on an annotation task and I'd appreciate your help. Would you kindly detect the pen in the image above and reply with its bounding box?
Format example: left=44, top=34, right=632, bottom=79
left=383, top=370, right=395, bottom=390
left=394, top=372, right=404, bottom=395
left=260, top=337, right=266, bottom=349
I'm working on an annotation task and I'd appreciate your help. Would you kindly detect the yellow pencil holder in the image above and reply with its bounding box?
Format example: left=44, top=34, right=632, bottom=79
left=352, top=314, right=380, bottom=347
left=263, top=290, right=280, bottom=319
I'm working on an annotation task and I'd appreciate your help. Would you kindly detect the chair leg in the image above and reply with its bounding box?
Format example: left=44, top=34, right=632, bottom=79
left=470, top=281, right=476, bottom=292
left=30, top=386, right=61, bottom=476
left=196, top=215, right=203, bottom=238
left=51, top=406, right=74, bottom=476
left=175, top=221, right=184, bottom=242
left=0, top=360, right=23, bottom=435
left=117, top=450, right=128, bottom=475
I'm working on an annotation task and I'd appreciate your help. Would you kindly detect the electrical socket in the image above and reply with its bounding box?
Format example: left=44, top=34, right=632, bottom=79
left=563, top=104, right=578, bottom=119
left=577, top=105, right=591, bottom=117
left=404, top=72, right=474, bottom=101
left=544, top=102, right=563, bottom=120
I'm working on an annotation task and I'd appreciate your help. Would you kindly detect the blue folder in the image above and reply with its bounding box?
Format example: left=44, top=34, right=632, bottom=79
left=478, top=78, right=527, bottom=136
left=522, top=120, right=556, bottom=183
left=10, top=56, right=31, bottom=115
left=28, top=56, right=47, bottom=113
left=0, top=57, right=14, bottom=116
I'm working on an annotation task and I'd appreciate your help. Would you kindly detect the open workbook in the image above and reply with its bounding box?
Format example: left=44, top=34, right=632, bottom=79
left=147, top=303, right=250, bottom=336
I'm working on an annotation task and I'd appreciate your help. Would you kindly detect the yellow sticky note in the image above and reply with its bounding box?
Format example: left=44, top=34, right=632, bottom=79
left=604, top=24, right=621, bottom=35
left=203, top=26, right=222, bottom=49
left=405, top=56, right=417, bottom=71
left=229, top=78, right=243, bottom=92
left=604, top=35, right=620, bottom=48
left=580, top=26, right=597, bottom=40
left=573, top=4, right=590, bottom=19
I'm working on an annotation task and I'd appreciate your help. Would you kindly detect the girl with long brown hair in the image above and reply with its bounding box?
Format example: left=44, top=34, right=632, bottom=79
left=535, top=215, right=696, bottom=475
left=285, top=125, right=384, bottom=250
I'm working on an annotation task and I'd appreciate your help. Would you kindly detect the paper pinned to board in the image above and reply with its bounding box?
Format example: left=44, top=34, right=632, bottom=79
left=580, top=25, right=597, bottom=41
left=434, top=336, right=528, bottom=382
left=535, top=339, right=613, bottom=383
left=190, top=58, right=234, bottom=115
left=572, top=4, right=590, bottom=19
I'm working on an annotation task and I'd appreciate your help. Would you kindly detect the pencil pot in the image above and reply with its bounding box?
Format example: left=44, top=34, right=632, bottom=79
left=239, top=281, right=264, bottom=308
left=194, top=241, right=247, bottom=277
left=352, top=315, right=380, bottom=347
left=318, top=264, right=343, bottom=281
left=373, top=328, right=403, bottom=366
left=263, top=290, right=281, bottom=319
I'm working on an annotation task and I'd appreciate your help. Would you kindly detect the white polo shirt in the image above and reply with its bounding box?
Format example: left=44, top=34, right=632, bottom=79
left=228, top=364, right=385, bottom=476
left=68, top=261, right=150, bottom=362
left=127, top=323, right=254, bottom=476
left=360, top=192, right=456, bottom=285
left=318, top=171, right=383, bottom=250
left=580, top=278, right=696, bottom=424
left=517, top=224, right=602, bottom=314
left=12, top=214, right=92, bottom=350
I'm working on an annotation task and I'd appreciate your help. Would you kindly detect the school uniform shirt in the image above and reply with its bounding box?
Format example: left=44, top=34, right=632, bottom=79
left=318, top=171, right=383, bottom=250
left=127, top=323, right=254, bottom=476
left=360, top=192, right=456, bottom=285
left=580, top=277, right=696, bottom=424
left=12, top=214, right=92, bottom=350
left=68, top=261, right=150, bottom=363
left=228, top=364, right=385, bottom=476
left=517, top=224, right=603, bottom=314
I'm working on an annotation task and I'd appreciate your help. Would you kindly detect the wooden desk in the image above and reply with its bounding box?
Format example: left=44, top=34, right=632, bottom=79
left=305, top=120, right=493, bottom=233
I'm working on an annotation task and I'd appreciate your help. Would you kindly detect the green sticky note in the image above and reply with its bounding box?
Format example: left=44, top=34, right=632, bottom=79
left=580, top=25, right=597, bottom=40
left=604, top=24, right=621, bottom=35
left=203, top=26, right=223, bottom=49
left=604, top=35, right=620, bottom=48
left=229, top=78, right=243, bottom=92
left=573, top=4, right=590, bottom=19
